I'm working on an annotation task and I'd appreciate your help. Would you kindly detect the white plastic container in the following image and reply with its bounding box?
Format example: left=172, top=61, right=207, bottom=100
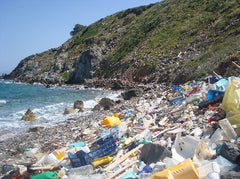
left=197, top=162, right=220, bottom=179
left=172, top=133, right=200, bottom=162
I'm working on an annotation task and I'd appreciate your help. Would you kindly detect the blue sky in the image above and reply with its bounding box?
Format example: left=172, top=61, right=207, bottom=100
left=0, top=0, right=160, bottom=74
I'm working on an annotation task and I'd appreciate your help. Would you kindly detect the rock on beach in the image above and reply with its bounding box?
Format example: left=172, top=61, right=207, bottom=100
left=21, top=109, right=38, bottom=121
left=64, top=108, right=76, bottom=114
left=73, top=100, right=84, bottom=112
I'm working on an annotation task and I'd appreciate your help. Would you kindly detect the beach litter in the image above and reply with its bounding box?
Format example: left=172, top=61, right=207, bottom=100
left=1, top=75, right=240, bottom=179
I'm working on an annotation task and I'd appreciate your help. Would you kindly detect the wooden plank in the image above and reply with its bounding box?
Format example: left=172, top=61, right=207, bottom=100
left=108, top=160, right=138, bottom=179
left=232, top=61, right=240, bottom=69
left=212, top=71, right=221, bottom=79
left=104, top=144, right=143, bottom=172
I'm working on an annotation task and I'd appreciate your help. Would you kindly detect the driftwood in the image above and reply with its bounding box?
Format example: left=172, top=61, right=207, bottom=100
left=213, top=71, right=221, bottom=79
left=232, top=61, right=240, bottom=69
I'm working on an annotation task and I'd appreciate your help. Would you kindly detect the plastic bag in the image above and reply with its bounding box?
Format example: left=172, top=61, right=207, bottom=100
left=222, top=80, right=240, bottom=112
left=221, top=80, right=240, bottom=136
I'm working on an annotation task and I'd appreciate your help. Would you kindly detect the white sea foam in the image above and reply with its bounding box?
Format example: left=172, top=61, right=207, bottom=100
left=84, top=99, right=98, bottom=109
left=0, top=100, right=7, bottom=104
left=105, top=91, right=122, bottom=101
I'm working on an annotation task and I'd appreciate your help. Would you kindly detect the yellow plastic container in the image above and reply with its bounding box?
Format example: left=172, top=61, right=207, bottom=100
left=151, top=158, right=198, bottom=179
left=101, top=116, right=121, bottom=127
left=92, top=156, right=113, bottom=168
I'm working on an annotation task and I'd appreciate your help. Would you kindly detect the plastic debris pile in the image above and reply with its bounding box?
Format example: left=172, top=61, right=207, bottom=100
left=1, top=75, right=240, bottom=179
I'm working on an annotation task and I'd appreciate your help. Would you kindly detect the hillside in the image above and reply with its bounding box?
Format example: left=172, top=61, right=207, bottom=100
left=7, top=0, right=240, bottom=87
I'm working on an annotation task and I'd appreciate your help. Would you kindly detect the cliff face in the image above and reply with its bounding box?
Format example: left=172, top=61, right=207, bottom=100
left=7, top=0, right=240, bottom=86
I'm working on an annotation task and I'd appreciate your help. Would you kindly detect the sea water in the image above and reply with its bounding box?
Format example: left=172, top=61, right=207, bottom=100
left=0, top=80, right=119, bottom=140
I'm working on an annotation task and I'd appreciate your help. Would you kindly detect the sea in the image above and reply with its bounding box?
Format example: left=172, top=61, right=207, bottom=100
left=0, top=79, right=119, bottom=141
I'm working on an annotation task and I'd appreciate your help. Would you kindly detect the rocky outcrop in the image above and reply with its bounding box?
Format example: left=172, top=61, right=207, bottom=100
left=22, top=109, right=38, bottom=121
left=68, top=47, right=103, bottom=83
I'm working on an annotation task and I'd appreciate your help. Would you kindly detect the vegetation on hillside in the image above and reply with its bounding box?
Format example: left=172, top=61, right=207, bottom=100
left=8, top=0, right=240, bottom=84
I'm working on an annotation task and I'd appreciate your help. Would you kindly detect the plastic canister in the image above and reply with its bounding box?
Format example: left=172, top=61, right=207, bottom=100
left=151, top=158, right=199, bottom=179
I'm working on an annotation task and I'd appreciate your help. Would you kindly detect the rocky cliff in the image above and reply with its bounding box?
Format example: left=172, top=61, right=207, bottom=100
left=6, top=0, right=240, bottom=87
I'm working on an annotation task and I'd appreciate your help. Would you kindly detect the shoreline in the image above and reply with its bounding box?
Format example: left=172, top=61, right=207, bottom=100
left=0, top=80, right=123, bottom=142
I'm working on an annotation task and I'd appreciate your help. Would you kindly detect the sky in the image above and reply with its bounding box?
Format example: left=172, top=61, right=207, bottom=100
left=0, top=0, right=160, bottom=74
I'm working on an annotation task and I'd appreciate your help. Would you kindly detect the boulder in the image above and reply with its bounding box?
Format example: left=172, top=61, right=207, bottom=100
left=74, top=100, right=84, bottom=112
left=121, top=88, right=143, bottom=100
left=64, top=108, right=76, bottom=114
left=22, top=109, right=38, bottom=121
left=99, top=98, right=115, bottom=110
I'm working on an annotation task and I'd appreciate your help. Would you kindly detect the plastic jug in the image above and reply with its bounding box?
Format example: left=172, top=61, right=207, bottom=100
left=152, top=158, right=198, bottom=179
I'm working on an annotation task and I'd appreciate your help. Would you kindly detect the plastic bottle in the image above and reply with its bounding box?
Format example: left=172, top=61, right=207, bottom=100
left=219, top=118, right=237, bottom=140
left=118, top=122, right=127, bottom=138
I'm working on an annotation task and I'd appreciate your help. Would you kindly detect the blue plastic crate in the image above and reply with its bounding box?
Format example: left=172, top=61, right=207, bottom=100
left=207, top=90, right=225, bottom=100
left=68, top=152, right=82, bottom=168
left=68, top=134, right=117, bottom=167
